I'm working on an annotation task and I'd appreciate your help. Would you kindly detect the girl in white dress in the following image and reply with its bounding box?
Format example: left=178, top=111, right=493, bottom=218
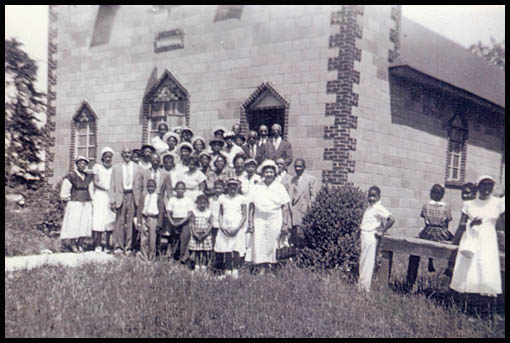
left=60, top=156, right=94, bottom=252
left=450, top=175, right=505, bottom=318
left=215, top=178, right=247, bottom=279
left=246, top=160, right=291, bottom=275
left=92, top=147, right=116, bottom=252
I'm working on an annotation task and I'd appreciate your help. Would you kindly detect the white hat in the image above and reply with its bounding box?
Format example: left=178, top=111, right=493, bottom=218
left=223, top=130, right=235, bottom=138
left=100, top=146, right=114, bottom=158
left=476, top=175, right=496, bottom=185
left=244, top=158, right=258, bottom=166
left=257, top=159, right=278, bottom=174
left=178, top=142, right=193, bottom=151
left=161, top=151, right=177, bottom=161
left=163, top=131, right=180, bottom=144
left=192, top=136, right=206, bottom=145
left=75, top=155, right=90, bottom=164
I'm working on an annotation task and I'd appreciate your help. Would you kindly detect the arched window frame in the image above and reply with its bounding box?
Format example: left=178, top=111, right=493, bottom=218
left=142, top=69, right=190, bottom=144
left=240, top=81, right=290, bottom=140
left=70, top=100, right=98, bottom=171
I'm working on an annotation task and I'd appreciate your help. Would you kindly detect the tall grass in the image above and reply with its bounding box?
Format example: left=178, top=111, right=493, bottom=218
left=5, top=259, right=503, bottom=338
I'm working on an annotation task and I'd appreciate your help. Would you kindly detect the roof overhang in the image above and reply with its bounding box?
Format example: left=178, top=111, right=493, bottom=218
left=389, top=65, right=505, bottom=116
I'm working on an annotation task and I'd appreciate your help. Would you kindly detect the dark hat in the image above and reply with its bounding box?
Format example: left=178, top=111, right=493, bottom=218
left=209, top=138, right=225, bottom=147
left=141, top=144, right=156, bottom=153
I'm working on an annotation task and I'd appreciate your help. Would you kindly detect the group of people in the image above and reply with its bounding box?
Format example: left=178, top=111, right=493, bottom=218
left=59, top=120, right=504, bottom=308
left=357, top=177, right=504, bottom=318
left=59, top=122, right=318, bottom=278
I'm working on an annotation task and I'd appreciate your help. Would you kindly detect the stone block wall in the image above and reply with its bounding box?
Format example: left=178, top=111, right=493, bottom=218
left=346, top=5, right=505, bottom=234
left=49, top=5, right=341, bottom=183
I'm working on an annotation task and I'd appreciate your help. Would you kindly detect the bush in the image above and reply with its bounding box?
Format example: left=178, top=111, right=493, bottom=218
left=296, top=184, right=366, bottom=281
left=24, top=179, right=65, bottom=236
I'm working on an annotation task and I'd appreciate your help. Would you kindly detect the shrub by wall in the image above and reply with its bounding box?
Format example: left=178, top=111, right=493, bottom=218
left=24, top=180, right=65, bottom=236
left=296, top=185, right=366, bottom=281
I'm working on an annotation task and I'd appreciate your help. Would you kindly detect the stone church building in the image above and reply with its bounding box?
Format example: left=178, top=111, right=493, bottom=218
left=45, top=5, right=505, bottom=234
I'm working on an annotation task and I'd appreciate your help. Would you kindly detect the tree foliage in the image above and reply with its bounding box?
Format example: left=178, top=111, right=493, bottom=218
left=469, top=38, right=505, bottom=70
left=5, top=38, right=48, bottom=186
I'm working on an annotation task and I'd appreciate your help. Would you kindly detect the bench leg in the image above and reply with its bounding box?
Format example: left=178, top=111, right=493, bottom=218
left=406, top=255, right=420, bottom=292
left=378, top=250, right=393, bottom=288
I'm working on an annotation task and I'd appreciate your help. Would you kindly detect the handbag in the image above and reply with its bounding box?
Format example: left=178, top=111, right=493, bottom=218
left=458, top=228, right=477, bottom=258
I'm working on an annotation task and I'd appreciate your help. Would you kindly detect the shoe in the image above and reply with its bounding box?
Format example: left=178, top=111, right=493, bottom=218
left=71, top=246, right=79, bottom=253
left=125, top=250, right=132, bottom=256
left=225, top=270, right=232, bottom=277
left=95, top=246, right=103, bottom=253
left=105, top=248, right=112, bottom=254
left=217, top=275, right=227, bottom=280
left=77, top=246, right=84, bottom=252
left=232, top=269, right=239, bottom=279
left=113, top=249, right=123, bottom=256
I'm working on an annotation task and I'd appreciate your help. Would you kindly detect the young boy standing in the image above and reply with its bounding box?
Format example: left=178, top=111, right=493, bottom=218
left=358, top=186, right=395, bottom=292
left=136, top=179, right=164, bottom=261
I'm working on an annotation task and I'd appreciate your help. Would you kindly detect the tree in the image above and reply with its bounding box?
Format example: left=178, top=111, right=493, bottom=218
left=469, top=38, right=505, bottom=70
left=5, top=38, right=47, bottom=187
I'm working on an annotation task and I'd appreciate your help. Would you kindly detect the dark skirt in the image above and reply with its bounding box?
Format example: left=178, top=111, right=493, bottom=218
left=419, top=225, right=454, bottom=242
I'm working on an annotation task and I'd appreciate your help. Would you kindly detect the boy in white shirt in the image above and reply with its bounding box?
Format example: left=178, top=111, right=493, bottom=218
left=358, top=186, right=395, bottom=292
left=166, top=181, right=194, bottom=264
left=136, top=179, right=164, bottom=261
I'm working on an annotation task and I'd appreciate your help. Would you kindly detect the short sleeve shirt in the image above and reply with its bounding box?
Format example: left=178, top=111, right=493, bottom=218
left=360, top=201, right=392, bottom=232
left=182, top=170, right=206, bottom=192
left=167, top=196, right=195, bottom=218
left=249, top=181, right=290, bottom=213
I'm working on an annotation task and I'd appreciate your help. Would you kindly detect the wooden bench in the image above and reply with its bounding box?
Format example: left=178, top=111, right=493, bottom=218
left=375, top=234, right=506, bottom=291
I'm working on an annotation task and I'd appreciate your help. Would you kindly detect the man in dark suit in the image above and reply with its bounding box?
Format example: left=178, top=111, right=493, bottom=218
left=242, top=130, right=266, bottom=165
left=258, top=125, right=269, bottom=148
left=264, top=123, right=293, bottom=167
left=281, top=158, right=318, bottom=252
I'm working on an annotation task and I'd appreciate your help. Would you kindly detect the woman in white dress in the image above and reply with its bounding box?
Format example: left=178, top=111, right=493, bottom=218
left=60, top=156, right=94, bottom=252
left=246, top=160, right=291, bottom=274
left=450, top=175, right=505, bottom=318
left=151, top=122, right=170, bottom=155
left=92, top=147, right=116, bottom=252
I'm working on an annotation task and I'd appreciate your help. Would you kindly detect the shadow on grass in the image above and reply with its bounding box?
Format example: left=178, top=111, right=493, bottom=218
left=387, top=274, right=505, bottom=323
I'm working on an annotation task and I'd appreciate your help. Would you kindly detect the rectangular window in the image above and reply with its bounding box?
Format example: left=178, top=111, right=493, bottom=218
left=149, top=117, right=167, bottom=142
left=446, top=141, right=463, bottom=182
left=76, top=121, right=96, bottom=165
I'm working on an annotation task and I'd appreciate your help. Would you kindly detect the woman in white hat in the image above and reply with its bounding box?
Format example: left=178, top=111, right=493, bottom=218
left=91, top=147, right=116, bottom=252
left=222, top=131, right=244, bottom=168
left=163, top=131, right=180, bottom=156
left=450, top=175, right=505, bottom=318
left=60, top=156, right=94, bottom=252
left=245, top=160, right=291, bottom=274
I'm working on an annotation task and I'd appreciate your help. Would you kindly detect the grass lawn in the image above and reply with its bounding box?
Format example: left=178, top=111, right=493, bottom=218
left=4, top=205, right=504, bottom=338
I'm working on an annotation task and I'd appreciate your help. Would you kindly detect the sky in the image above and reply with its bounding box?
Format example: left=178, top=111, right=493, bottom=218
left=5, top=5, right=506, bottom=95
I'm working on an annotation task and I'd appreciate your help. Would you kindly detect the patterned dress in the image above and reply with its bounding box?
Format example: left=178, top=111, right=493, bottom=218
left=418, top=200, right=453, bottom=242
left=189, top=208, right=213, bottom=251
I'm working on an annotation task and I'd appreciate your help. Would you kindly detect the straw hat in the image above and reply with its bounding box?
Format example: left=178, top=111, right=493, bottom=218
left=257, top=159, right=277, bottom=174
